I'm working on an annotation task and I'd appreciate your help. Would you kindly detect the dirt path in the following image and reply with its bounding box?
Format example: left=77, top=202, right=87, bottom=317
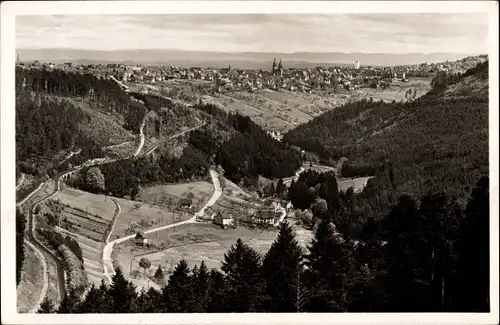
left=132, top=113, right=149, bottom=157
left=102, top=169, right=222, bottom=286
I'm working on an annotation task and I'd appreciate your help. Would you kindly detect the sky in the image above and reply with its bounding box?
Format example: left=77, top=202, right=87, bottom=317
left=16, top=14, right=489, bottom=54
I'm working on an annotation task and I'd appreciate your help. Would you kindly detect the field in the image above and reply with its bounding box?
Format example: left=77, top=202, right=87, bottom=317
left=137, top=181, right=214, bottom=212
left=52, top=187, right=116, bottom=221
left=16, top=242, right=44, bottom=313
left=114, top=223, right=279, bottom=275
left=108, top=197, right=191, bottom=241
left=337, top=177, right=373, bottom=193
left=201, top=78, right=432, bottom=132
left=57, top=227, right=105, bottom=287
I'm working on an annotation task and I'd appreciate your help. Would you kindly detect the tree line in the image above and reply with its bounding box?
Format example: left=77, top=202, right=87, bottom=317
left=189, top=102, right=303, bottom=184
left=69, top=145, right=210, bottom=199
left=16, top=209, right=27, bottom=286
left=38, top=176, right=489, bottom=313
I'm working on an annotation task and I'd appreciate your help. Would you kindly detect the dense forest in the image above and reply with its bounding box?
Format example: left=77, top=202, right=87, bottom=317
left=287, top=169, right=395, bottom=239
left=69, top=145, right=210, bottom=198
left=284, top=62, right=489, bottom=213
left=189, top=103, right=303, bottom=184
left=38, top=176, right=489, bottom=313
left=16, top=209, right=27, bottom=286
left=16, top=67, right=133, bottom=118
left=15, top=68, right=143, bottom=176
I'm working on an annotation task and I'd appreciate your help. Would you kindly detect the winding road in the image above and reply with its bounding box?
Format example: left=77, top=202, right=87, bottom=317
left=102, top=169, right=222, bottom=285
left=23, top=170, right=73, bottom=311
left=16, top=173, right=25, bottom=191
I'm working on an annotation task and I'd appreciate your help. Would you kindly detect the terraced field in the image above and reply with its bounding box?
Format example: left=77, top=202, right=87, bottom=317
left=57, top=205, right=112, bottom=242
left=57, top=227, right=105, bottom=286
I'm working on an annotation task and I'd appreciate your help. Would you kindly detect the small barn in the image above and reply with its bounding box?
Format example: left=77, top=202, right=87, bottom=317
left=135, top=231, right=148, bottom=246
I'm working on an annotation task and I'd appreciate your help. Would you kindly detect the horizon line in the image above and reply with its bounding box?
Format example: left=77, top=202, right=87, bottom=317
left=16, top=48, right=486, bottom=56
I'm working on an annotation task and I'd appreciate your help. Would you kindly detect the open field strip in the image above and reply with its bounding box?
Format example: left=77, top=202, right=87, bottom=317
left=337, top=176, right=374, bottom=193
left=115, top=223, right=279, bottom=273
left=56, top=226, right=105, bottom=286
left=137, top=181, right=214, bottom=211
left=52, top=187, right=116, bottom=221
left=16, top=240, right=47, bottom=313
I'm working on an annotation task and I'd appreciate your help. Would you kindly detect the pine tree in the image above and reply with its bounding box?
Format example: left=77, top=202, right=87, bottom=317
left=206, top=269, right=227, bottom=312
left=453, top=176, right=489, bottom=312
left=380, top=194, right=429, bottom=311
left=221, top=238, right=264, bottom=312
left=154, top=265, right=164, bottom=281
left=419, top=192, right=462, bottom=312
left=303, top=221, right=353, bottom=312
left=261, top=222, right=303, bottom=312
left=57, top=289, right=80, bottom=313
left=78, top=282, right=110, bottom=313
left=192, top=261, right=210, bottom=312
left=162, top=259, right=193, bottom=312
left=108, top=267, right=137, bottom=313
left=38, top=296, right=55, bottom=314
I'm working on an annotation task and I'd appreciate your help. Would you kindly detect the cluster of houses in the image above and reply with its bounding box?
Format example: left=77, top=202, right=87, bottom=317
left=196, top=200, right=285, bottom=229
left=20, top=55, right=487, bottom=96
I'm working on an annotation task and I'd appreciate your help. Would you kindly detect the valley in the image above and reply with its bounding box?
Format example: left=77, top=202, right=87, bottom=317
left=13, top=52, right=491, bottom=315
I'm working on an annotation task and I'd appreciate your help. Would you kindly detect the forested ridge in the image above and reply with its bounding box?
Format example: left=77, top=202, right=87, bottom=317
left=15, top=67, right=141, bottom=176
left=15, top=67, right=203, bottom=181
left=189, top=102, right=303, bottom=184
left=284, top=61, right=489, bottom=212
left=38, top=177, right=489, bottom=313
left=69, top=101, right=302, bottom=198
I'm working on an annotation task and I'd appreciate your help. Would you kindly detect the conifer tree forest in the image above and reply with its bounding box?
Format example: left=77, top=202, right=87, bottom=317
left=38, top=177, right=489, bottom=313
left=15, top=61, right=491, bottom=314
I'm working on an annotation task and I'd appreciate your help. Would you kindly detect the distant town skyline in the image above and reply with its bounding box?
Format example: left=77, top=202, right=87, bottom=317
left=17, top=14, right=488, bottom=54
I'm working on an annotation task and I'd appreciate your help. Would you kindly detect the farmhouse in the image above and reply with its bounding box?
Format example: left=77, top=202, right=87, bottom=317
left=198, top=206, right=217, bottom=221
left=250, top=209, right=279, bottom=226
left=135, top=231, right=148, bottom=246
left=212, top=211, right=235, bottom=229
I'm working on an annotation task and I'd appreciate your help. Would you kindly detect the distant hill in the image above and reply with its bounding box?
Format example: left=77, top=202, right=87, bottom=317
left=16, top=48, right=483, bottom=68
left=283, top=61, right=489, bottom=207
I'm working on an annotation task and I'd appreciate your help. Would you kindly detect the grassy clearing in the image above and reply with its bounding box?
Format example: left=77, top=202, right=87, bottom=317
left=337, top=177, right=373, bottom=193
left=109, top=198, right=190, bottom=240
left=52, top=187, right=116, bottom=221
left=16, top=242, right=44, bottom=313
left=115, top=223, right=279, bottom=272
left=137, top=181, right=213, bottom=212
